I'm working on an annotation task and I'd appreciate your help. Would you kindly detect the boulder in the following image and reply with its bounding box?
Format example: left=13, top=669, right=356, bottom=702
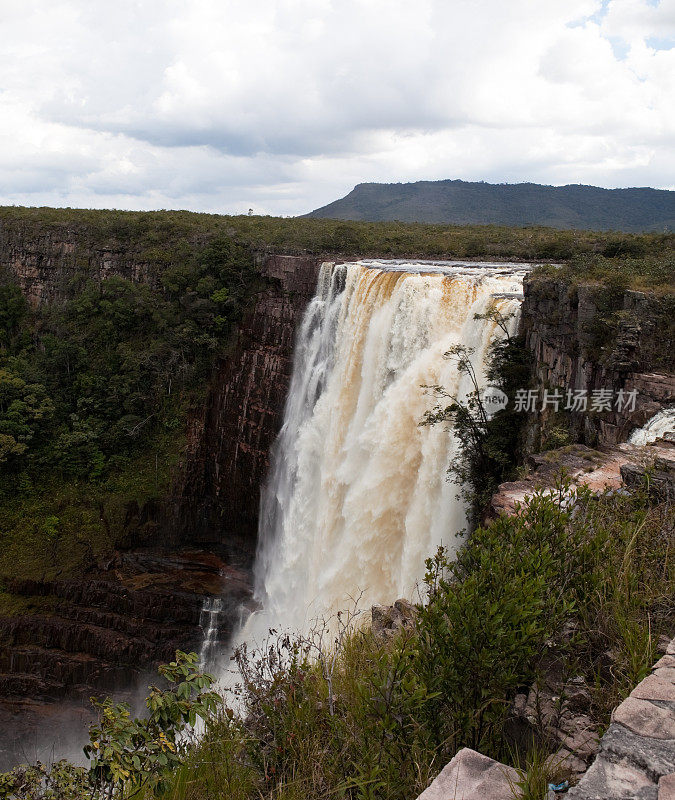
left=658, top=773, right=675, bottom=800
left=416, top=748, right=519, bottom=800
left=371, top=599, right=416, bottom=641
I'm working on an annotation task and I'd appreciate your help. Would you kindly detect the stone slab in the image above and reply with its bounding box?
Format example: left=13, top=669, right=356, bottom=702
left=602, top=723, right=675, bottom=781
left=632, top=673, right=675, bottom=702
left=654, top=667, right=675, bottom=683
left=654, top=656, right=675, bottom=671
left=416, top=748, right=519, bottom=800
left=613, top=696, right=675, bottom=740
left=659, top=773, right=675, bottom=800
left=566, top=754, right=658, bottom=800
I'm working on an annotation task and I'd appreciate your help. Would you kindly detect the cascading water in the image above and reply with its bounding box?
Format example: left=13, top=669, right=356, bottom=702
left=628, top=407, right=675, bottom=445
left=199, top=597, right=223, bottom=667
left=235, top=259, right=527, bottom=645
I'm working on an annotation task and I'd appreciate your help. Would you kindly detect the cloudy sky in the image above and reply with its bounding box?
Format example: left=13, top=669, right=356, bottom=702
left=0, top=0, right=673, bottom=216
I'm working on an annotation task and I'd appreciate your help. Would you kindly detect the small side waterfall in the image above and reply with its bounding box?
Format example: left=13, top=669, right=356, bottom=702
left=628, top=408, right=675, bottom=445
left=199, top=597, right=223, bottom=668
left=234, top=259, right=526, bottom=645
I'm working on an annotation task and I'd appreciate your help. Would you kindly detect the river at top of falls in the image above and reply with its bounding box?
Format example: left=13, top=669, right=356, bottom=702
left=234, top=259, right=528, bottom=649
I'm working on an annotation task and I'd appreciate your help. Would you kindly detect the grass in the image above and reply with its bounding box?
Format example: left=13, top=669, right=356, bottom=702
left=531, top=253, right=675, bottom=292
left=508, top=744, right=566, bottom=800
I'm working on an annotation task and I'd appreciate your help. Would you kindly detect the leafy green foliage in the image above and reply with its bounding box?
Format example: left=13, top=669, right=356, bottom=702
left=86, top=652, right=221, bottom=797
left=415, top=489, right=578, bottom=757
left=0, top=761, right=89, bottom=800
left=0, top=284, right=27, bottom=347
left=0, top=235, right=255, bottom=487
left=421, top=306, right=531, bottom=520
left=0, top=234, right=257, bottom=584
left=1, top=205, right=673, bottom=268
left=0, top=369, right=54, bottom=466
left=0, top=652, right=220, bottom=800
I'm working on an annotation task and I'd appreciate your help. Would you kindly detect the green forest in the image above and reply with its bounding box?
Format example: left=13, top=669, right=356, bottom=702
left=0, top=222, right=258, bottom=588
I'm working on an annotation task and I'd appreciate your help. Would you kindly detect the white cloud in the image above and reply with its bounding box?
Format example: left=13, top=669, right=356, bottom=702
left=0, top=0, right=672, bottom=214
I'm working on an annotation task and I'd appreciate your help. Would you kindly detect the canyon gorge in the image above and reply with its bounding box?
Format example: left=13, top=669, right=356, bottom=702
left=0, top=213, right=672, bottom=770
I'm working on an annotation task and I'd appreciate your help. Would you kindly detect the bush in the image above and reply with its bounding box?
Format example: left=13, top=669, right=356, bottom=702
left=415, top=489, right=577, bottom=758
left=421, top=305, right=532, bottom=520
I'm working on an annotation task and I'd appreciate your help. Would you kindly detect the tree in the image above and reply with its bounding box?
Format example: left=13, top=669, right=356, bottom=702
left=0, top=370, right=53, bottom=469
left=421, top=305, right=530, bottom=521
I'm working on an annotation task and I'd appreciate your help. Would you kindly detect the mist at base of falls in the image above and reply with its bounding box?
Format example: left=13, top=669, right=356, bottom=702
left=229, top=260, right=527, bottom=653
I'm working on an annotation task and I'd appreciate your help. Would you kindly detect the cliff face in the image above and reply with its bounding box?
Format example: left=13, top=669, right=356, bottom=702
left=171, top=255, right=324, bottom=549
left=0, top=219, right=324, bottom=549
left=0, top=220, right=159, bottom=305
left=521, top=275, right=674, bottom=447
left=0, top=548, right=253, bottom=769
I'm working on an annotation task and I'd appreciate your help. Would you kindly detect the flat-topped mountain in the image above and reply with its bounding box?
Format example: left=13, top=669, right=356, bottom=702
left=304, top=179, right=675, bottom=232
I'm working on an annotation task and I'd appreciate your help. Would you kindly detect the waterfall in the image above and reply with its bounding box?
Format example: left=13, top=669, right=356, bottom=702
left=235, top=259, right=526, bottom=644
left=199, top=597, right=223, bottom=668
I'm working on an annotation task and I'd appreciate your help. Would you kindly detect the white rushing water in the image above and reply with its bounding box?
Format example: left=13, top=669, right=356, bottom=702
left=232, top=259, right=526, bottom=645
left=199, top=597, right=223, bottom=667
left=628, top=407, right=675, bottom=446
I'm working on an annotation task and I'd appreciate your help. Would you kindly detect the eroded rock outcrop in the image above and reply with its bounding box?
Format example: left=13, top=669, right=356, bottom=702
left=371, top=599, right=417, bottom=641
left=491, top=440, right=675, bottom=517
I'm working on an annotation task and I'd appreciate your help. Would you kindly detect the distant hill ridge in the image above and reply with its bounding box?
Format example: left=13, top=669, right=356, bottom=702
left=304, top=179, right=675, bottom=232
